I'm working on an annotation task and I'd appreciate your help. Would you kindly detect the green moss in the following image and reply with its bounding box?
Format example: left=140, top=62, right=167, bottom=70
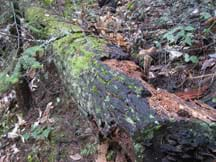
left=25, top=7, right=81, bottom=37
left=134, top=124, right=161, bottom=143
left=101, top=67, right=109, bottom=75
left=91, top=85, right=98, bottom=94
left=115, top=75, right=125, bottom=82
left=69, top=50, right=93, bottom=76
left=88, top=36, right=106, bottom=49
left=98, top=77, right=108, bottom=85
left=25, top=7, right=108, bottom=78
left=42, top=0, right=54, bottom=5
left=53, top=34, right=84, bottom=56
left=128, top=84, right=143, bottom=96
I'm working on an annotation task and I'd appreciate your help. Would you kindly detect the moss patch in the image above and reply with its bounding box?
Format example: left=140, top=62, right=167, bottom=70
left=69, top=50, right=93, bottom=76
left=25, top=6, right=107, bottom=78
left=25, top=7, right=81, bottom=37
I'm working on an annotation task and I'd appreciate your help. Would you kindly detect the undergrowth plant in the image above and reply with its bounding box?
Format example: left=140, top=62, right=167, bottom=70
left=163, top=25, right=195, bottom=46
left=0, top=46, right=43, bottom=93
left=22, top=124, right=52, bottom=141
left=80, top=143, right=97, bottom=156
left=184, top=53, right=199, bottom=64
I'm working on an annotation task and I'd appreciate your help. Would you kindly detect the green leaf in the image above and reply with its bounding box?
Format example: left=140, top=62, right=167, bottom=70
left=175, top=30, right=185, bottom=40
left=184, top=26, right=195, bottom=31
left=163, top=33, right=175, bottom=43
left=184, top=54, right=199, bottom=64
left=22, top=133, right=30, bottom=140
left=41, top=127, right=52, bottom=138
left=184, top=54, right=190, bottom=62
left=203, top=28, right=211, bottom=34
left=212, top=97, right=216, bottom=103
left=184, top=35, right=193, bottom=46
left=154, top=41, right=161, bottom=48
left=190, top=56, right=199, bottom=63
left=200, top=12, right=212, bottom=20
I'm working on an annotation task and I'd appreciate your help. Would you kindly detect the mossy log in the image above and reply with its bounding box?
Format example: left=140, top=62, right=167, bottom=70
left=25, top=6, right=216, bottom=162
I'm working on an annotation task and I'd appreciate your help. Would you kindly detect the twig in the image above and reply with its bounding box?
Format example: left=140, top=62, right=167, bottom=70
left=10, top=1, right=21, bottom=53
left=183, top=41, right=216, bottom=52
left=0, top=31, right=45, bottom=43
left=190, top=73, right=216, bottom=79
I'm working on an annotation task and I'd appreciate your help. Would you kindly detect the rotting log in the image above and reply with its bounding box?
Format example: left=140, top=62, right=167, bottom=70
left=25, top=6, right=216, bottom=162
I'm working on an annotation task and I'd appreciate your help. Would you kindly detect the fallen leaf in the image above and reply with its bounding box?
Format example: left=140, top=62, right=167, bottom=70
left=37, top=102, right=54, bottom=124
left=204, top=16, right=216, bottom=32
left=8, top=124, right=20, bottom=139
left=16, top=114, right=26, bottom=126
left=209, top=53, right=216, bottom=58
left=175, top=86, right=208, bottom=100
left=138, top=47, right=156, bottom=57
left=70, top=153, right=82, bottom=161
left=168, top=50, right=183, bottom=60
left=115, top=33, right=128, bottom=48
left=11, top=144, right=20, bottom=154
left=201, top=58, right=215, bottom=70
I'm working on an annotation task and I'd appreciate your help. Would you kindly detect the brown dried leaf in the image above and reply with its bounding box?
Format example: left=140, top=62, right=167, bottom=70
left=138, top=47, right=156, bottom=57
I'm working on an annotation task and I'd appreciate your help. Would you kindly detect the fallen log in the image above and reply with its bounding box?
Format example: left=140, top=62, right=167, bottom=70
left=25, top=6, right=216, bottom=162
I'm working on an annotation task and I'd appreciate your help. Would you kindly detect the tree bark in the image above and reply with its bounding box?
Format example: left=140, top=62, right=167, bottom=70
left=24, top=6, right=216, bottom=162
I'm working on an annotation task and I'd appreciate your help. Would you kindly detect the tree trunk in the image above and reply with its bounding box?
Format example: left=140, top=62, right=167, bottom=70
left=25, top=6, right=216, bottom=162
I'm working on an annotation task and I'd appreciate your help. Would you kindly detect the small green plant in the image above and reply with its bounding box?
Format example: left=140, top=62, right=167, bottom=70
left=80, top=143, right=97, bottom=156
left=0, top=46, right=43, bottom=93
left=106, top=150, right=115, bottom=161
left=22, top=124, right=52, bottom=141
left=184, top=54, right=199, bottom=64
left=163, top=25, right=195, bottom=46
left=212, top=97, right=216, bottom=103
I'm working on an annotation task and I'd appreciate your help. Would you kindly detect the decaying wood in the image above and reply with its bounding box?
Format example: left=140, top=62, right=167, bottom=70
left=103, top=59, right=216, bottom=123
left=24, top=5, right=216, bottom=162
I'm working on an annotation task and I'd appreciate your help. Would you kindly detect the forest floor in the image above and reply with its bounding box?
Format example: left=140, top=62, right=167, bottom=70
left=0, top=61, right=97, bottom=161
left=80, top=0, right=216, bottom=108
left=0, top=0, right=216, bottom=161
